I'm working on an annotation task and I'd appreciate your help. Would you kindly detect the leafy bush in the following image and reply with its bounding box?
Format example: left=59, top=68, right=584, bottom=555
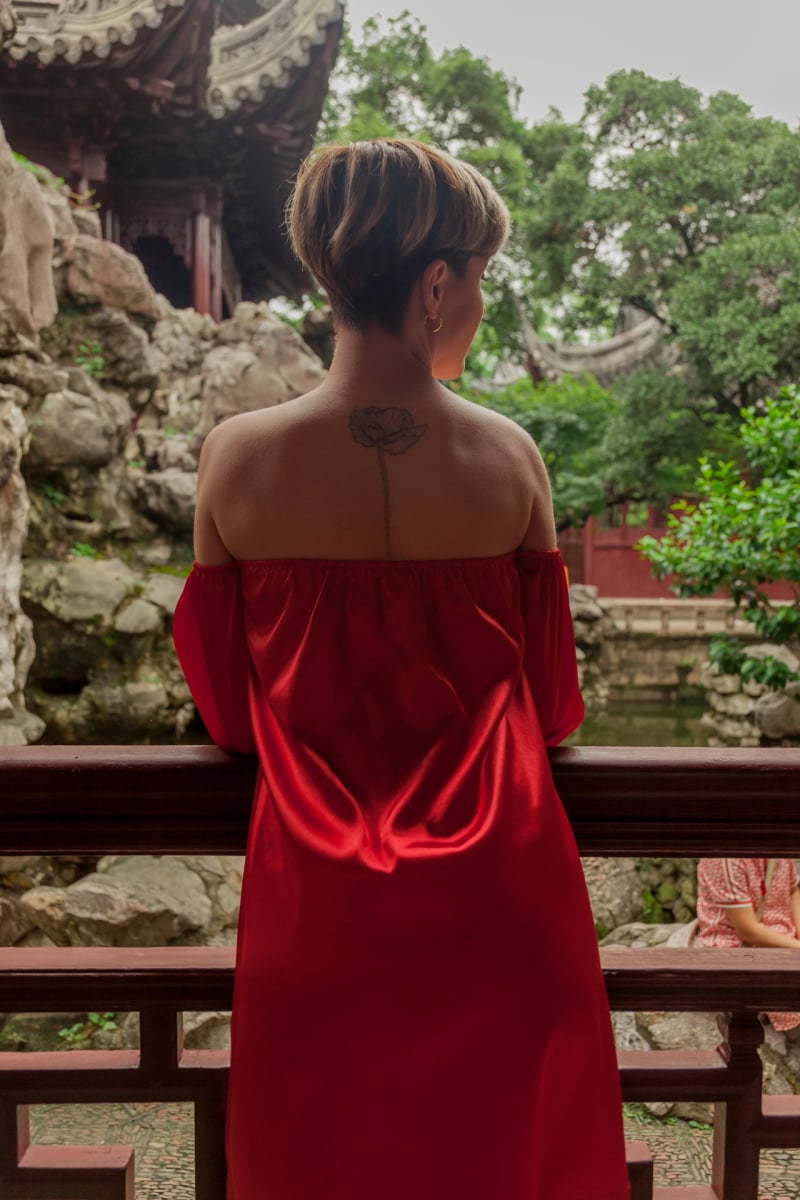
left=708, top=639, right=799, bottom=690
left=639, top=386, right=800, bottom=682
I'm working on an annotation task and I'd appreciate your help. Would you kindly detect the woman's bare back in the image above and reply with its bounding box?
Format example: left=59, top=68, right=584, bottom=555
left=195, top=379, right=555, bottom=565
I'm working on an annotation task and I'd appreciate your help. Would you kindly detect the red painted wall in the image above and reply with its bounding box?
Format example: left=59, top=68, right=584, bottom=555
left=559, top=516, right=795, bottom=601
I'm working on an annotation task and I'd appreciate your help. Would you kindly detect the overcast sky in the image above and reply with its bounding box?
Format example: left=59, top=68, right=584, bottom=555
left=345, top=0, right=800, bottom=128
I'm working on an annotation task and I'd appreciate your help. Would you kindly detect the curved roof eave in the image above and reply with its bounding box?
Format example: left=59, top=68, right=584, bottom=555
left=8, top=0, right=190, bottom=66
left=206, top=0, right=343, bottom=118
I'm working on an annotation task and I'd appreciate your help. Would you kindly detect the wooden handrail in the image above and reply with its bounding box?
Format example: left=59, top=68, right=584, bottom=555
left=1, top=745, right=799, bottom=855
left=2, top=945, right=800, bottom=1014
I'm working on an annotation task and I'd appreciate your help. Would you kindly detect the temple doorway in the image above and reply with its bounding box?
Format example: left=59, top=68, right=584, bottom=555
left=133, top=236, right=191, bottom=311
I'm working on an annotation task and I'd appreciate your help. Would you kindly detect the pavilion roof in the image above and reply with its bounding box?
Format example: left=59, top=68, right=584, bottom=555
left=2, top=0, right=344, bottom=299
left=9, top=0, right=343, bottom=119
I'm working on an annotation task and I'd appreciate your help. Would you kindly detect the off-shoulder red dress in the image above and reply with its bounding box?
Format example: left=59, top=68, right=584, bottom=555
left=173, top=551, right=628, bottom=1200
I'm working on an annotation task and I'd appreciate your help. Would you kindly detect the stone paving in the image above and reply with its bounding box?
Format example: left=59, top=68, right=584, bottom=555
left=31, top=1102, right=195, bottom=1199
left=27, top=1100, right=800, bottom=1197
left=623, top=1107, right=799, bottom=1198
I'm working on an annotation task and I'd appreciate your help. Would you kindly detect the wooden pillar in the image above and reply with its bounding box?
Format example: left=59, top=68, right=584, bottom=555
left=711, top=1011, right=764, bottom=1199
left=582, top=515, right=594, bottom=588
left=210, top=216, right=223, bottom=323
left=192, top=210, right=212, bottom=316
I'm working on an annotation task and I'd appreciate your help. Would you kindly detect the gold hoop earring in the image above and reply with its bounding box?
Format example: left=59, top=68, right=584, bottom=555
left=424, top=313, right=444, bottom=334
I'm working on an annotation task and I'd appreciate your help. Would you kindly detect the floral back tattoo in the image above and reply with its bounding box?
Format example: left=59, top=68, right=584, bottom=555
left=349, top=407, right=427, bottom=557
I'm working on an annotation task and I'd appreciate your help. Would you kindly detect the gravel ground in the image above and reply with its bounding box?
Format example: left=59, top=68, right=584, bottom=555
left=28, top=1102, right=800, bottom=1198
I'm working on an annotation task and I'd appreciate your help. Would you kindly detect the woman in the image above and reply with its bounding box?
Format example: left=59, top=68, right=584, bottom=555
left=174, top=139, right=628, bottom=1200
left=697, top=857, right=800, bottom=1032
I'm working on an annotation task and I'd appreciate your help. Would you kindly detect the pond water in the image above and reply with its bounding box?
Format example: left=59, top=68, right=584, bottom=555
left=567, top=701, right=707, bottom=747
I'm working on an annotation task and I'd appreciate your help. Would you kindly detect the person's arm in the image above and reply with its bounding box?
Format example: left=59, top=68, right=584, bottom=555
left=791, top=885, right=800, bottom=939
left=723, top=903, right=800, bottom=949
left=194, top=424, right=234, bottom=566
left=518, top=436, right=557, bottom=552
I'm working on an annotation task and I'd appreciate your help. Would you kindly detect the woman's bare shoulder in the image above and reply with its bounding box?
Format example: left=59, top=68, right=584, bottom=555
left=444, top=390, right=556, bottom=552
left=198, top=404, right=299, bottom=483
left=447, top=389, right=548, bottom=477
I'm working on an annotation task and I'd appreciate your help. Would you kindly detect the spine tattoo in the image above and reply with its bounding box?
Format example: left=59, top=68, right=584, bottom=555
left=348, top=407, right=428, bottom=557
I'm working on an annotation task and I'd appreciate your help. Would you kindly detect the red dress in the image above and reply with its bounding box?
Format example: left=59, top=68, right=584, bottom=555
left=173, top=550, right=628, bottom=1200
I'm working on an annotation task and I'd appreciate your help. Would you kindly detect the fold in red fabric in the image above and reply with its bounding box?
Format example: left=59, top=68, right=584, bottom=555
left=173, top=551, right=628, bottom=1200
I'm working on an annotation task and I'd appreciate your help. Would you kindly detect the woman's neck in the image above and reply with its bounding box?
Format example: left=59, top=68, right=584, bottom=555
left=325, top=324, right=441, bottom=404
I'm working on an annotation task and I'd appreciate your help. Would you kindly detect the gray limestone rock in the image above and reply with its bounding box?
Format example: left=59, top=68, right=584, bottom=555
left=183, top=1011, right=232, bottom=1050
left=82, top=681, right=169, bottom=734
left=0, top=354, right=69, bottom=399
left=20, top=856, right=212, bottom=947
left=26, top=384, right=131, bottom=469
left=0, top=126, right=57, bottom=339
left=84, top=307, right=163, bottom=388
left=56, top=233, right=161, bottom=321
left=582, top=857, right=644, bottom=934
left=600, top=922, right=676, bottom=949
left=0, top=890, right=35, bottom=943
left=113, top=598, right=161, bottom=635
left=197, top=303, right=325, bottom=435
left=23, top=557, right=136, bottom=624
left=142, top=573, right=185, bottom=615
left=755, top=688, right=800, bottom=740
left=709, top=690, right=756, bottom=717
left=133, top=468, right=196, bottom=533
left=0, top=389, right=42, bottom=743
left=151, top=306, right=215, bottom=376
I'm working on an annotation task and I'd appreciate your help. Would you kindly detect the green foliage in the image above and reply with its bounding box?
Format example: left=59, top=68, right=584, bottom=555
left=670, top=230, right=800, bottom=405
left=70, top=542, right=99, bottom=559
left=602, top=367, right=736, bottom=511
left=37, top=481, right=67, bottom=507
left=11, top=151, right=99, bottom=209
left=75, top=340, right=105, bottom=379
left=639, top=886, right=666, bottom=925
left=12, top=151, right=63, bottom=189
left=639, top=387, right=800, bottom=674
left=57, top=1012, right=117, bottom=1046
left=708, top=639, right=800, bottom=690
left=462, top=374, right=617, bottom=527
left=532, top=71, right=800, bottom=407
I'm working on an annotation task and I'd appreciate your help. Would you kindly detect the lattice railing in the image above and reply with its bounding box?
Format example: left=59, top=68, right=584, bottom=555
left=1, top=745, right=799, bottom=1200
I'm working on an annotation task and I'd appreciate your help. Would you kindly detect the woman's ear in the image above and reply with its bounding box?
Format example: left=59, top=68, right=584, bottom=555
left=420, top=258, right=449, bottom=310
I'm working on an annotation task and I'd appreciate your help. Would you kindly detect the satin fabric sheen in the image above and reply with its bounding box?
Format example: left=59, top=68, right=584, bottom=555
left=173, top=550, right=629, bottom=1200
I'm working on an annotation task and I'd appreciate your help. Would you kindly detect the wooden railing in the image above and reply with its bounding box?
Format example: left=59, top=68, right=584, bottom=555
left=1, top=745, right=799, bottom=1200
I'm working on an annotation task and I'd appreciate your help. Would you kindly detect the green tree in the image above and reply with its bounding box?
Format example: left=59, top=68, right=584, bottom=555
left=600, top=367, right=738, bottom=512
left=533, top=71, right=800, bottom=403
left=321, top=13, right=583, bottom=349
left=638, top=387, right=800, bottom=680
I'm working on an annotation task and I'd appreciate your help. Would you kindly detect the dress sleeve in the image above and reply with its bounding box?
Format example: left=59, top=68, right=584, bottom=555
left=516, top=551, right=584, bottom=746
left=172, top=562, right=256, bottom=755
left=698, top=859, right=753, bottom=908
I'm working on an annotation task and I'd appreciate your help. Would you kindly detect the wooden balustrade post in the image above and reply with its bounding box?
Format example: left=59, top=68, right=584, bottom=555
left=711, top=1012, right=764, bottom=1200
left=194, top=1083, right=228, bottom=1200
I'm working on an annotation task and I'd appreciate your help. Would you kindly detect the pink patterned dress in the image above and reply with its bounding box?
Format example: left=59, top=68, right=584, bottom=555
left=696, top=858, right=800, bottom=1031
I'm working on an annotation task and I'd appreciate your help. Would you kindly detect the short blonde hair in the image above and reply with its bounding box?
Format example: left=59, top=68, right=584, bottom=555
left=287, top=138, right=510, bottom=332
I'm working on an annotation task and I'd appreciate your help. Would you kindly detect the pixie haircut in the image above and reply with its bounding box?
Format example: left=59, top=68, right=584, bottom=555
left=287, top=138, right=511, bottom=333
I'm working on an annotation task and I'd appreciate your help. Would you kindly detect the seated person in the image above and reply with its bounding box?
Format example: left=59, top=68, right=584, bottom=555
left=697, top=858, right=800, bottom=1031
